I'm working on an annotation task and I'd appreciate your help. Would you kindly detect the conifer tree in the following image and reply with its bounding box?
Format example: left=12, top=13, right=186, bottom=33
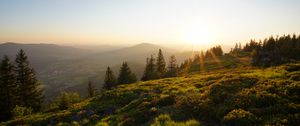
left=179, top=58, right=192, bottom=75
left=190, top=53, right=201, bottom=72
left=117, top=62, right=137, bottom=84
left=231, top=43, right=240, bottom=56
left=234, top=43, right=238, bottom=51
left=103, top=66, right=117, bottom=89
left=15, top=50, right=43, bottom=111
left=241, top=34, right=300, bottom=66
left=87, top=80, right=95, bottom=97
left=141, top=55, right=158, bottom=81
left=166, top=55, right=178, bottom=77
left=156, top=49, right=166, bottom=78
left=0, top=56, right=18, bottom=121
left=141, top=57, right=150, bottom=81
left=200, top=51, right=205, bottom=59
left=205, top=50, right=212, bottom=58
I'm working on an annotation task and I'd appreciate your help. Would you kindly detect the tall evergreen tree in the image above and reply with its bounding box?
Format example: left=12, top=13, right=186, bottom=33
left=15, top=50, right=43, bottom=111
left=141, top=57, right=150, bottom=81
left=117, top=62, right=137, bottom=84
left=141, top=55, right=158, bottom=81
left=179, top=58, right=192, bottom=75
left=190, top=53, right=201, bottom=72
left=156, top=49, right=166, bottom=78
left=103, top=66, right=117, bottom=89
left=0, top=56, right=18, bottom=121
left=205, top=50, right=212, bottom=58
left=234, top=43, right=238, bottom=51
left=166, top=55, right=178, bottom=77
left=242, top=34, right=300, bottom=66
left=87, top=80, right=95, bottom=97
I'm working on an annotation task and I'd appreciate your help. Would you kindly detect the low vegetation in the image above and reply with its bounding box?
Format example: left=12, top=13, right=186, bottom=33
left=1, top=34, right=299, bottom=125
left=2, top=63, right=299, bottom=126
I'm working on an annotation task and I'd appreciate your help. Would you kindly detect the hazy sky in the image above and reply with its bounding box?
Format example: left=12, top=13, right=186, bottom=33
left=1, top=0, right=300, bottom=47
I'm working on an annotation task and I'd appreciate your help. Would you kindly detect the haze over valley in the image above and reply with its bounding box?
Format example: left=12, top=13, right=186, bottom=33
left=0, top=0, right=300, bottom=125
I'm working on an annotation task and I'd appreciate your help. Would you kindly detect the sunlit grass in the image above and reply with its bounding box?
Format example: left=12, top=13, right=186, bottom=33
left=2, top=63, right=299, bottom=126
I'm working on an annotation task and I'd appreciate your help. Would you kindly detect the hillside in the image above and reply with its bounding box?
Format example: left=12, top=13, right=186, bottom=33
left=0, top=42, right=94, bottom=70
left=0, top=42, right=181, bottom=98
left=3, top=63, right=299, bottom=126
left=39, top=43, right=180, bottom=98
left=81, top=43, right=178, bottom=65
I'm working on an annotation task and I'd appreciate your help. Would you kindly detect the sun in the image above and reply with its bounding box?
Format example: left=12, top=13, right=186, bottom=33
left=184, top=27, right=213, bottom=46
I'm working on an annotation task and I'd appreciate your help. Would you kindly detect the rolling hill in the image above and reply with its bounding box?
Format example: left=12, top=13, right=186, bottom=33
left=0, top=42, right=182, bottom=98
left=2, top=63, right=299, bottom=126
left=0, top=42, right=93, bottom=70
left=38, top=43, right=180, bottom=98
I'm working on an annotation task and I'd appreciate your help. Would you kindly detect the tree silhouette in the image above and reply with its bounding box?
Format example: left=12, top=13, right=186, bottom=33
left=15, top=50, right=43, bottom=111
left=103, top=66, right=117, bottom=89
left=166, top=55, right=178, bottom=77
left=141, top=55, right=158, bottom=81
left=156, top=49, right=166, bottom=78
left=87, top=80, right=96, bottom=97
left=242, top=34, right=300, bottom=66
left=118, top=62, right=137, bottom=84
left=0, top=56, right=18, bottom=121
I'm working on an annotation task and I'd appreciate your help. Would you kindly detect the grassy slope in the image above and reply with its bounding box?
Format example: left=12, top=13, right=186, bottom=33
left=2, top=63, right=300, bottom=126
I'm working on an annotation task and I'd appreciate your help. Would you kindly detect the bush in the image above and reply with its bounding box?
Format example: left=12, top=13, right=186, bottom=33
left=174, top=92, right=212, bottom=120
left=151, top=114, right=201, bottom=126
left=96, top=122, right=109, bottom=126
left=223, top=109, right=258, bottom=126
left=156, top=94, right=175, bottom=106
left=11, top=105, right=33, bottom=118
left=54, top=92, right=81, bottom=110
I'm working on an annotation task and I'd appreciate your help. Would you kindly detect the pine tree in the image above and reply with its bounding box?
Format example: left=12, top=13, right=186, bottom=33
left=141, top=55, right=158, bottom=81
left=205, top=49, right=213, bottom=58
left=200, top=51, right=205, bottom=59
left=141, top=57, right=150, bottom=81
left=87, top=80, right=95, bottom=97
left=251, top=49, right=259, bottom=66
left=15, top=50, right=43, bottom=111
left=103, top=66, right=117, bottom=89
left=156, top=49, right=166, bottom=78
left=190, top=53, right=200, bottom=72
left=179, top=58, right=191, bottom=75
left=117, top=62, right=137, bottom=84
left=166, top=55, right=178, bottom=77
left=0, top=56, right=18, bottom=121
left=234, top=43, right=238, bottom=51
left=241, top=34, right=300, bottom=66
left=216, top=45, right=223, bottom=56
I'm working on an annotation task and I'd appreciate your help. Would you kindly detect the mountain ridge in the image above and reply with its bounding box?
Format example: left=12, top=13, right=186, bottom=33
left=0, top=42, right=184, bottom=99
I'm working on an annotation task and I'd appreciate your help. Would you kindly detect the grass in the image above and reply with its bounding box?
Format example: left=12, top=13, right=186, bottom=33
left=2, top=63, right=300, bottom=126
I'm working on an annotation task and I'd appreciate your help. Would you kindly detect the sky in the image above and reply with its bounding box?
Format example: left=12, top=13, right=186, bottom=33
left=1, top=0, right=300, bottom=48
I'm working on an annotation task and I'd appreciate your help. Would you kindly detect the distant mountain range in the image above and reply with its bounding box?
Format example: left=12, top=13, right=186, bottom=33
left=0, top=42, right=92, bottom=70
left=0, top=42, right=190, bottom=98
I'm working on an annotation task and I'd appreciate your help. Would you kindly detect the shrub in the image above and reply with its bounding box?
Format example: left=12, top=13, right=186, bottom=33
left=287, top=71, right=300, bottom=81
left=208, top=76, right=257, bottom=104
left=174, top=92, right=212, bottom=120
left=11, top=105, right=33, bottom=118
left=151, top=114, right=201, bottom=126
left=156, top=94, right=175, bottom=106
left=96, top=122, right=109, bottom=126
left=54, top=92, right=81, bottom=110
left=284, top=64, right=300, bottom=72
left=223, top=109, right=258, bottom=126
